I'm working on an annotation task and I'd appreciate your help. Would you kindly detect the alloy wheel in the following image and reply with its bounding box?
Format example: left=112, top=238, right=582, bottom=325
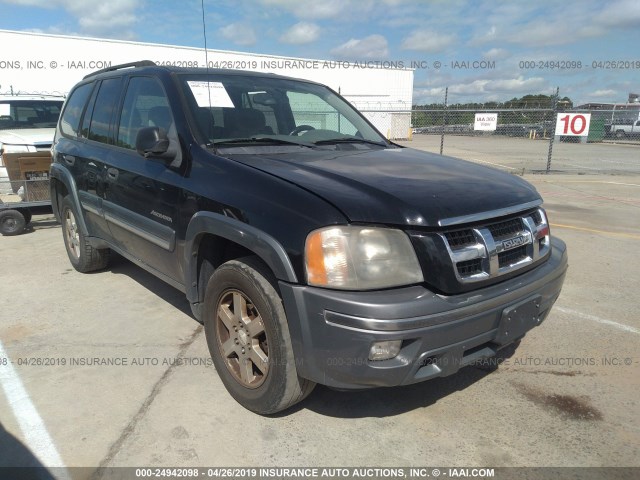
left=215, top=289, right=269, bottom=388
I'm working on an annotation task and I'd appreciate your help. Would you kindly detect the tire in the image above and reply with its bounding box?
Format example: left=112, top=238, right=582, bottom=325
left=203, top=257, right=315, bottom=414
left=60, top=196, right=109, bottom=272
left=0, top=209, right=26, bottom=236
left=615, top=130, right=626, bottom=139
left=20, top=209, right=33, bottom=225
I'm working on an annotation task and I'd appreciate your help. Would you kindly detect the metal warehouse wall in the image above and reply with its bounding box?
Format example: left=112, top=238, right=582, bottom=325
left=0, top=30, right=413, bottom=138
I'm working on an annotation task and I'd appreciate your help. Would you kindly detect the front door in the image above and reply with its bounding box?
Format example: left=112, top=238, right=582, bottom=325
left=102, top=76, right=184, bottom=282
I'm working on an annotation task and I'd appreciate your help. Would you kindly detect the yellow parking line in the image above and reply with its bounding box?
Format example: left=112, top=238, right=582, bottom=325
left=544, top=181, right=640, bottom=187
left=551, top=223, right=640, bottom=240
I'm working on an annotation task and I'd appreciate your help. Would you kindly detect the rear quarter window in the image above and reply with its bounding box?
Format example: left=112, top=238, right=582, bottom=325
left=86, top=78, right=122, bottom=144
left=60, top=83, right=93, bottom=137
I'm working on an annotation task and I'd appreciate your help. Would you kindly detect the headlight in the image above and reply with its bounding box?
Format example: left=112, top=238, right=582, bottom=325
left=305, top=226, right=424, bottom=290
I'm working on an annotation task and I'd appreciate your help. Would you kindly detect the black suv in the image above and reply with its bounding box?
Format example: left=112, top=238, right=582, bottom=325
left=51, top=61, right=567, bottom=414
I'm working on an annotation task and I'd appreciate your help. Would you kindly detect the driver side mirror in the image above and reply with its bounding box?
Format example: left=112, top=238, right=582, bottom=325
left=136, top=127, right=170, bottom=158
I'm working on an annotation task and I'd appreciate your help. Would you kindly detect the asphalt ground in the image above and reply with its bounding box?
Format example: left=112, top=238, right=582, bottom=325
left=399, top=135, right=640, bottom=175
left=0, top=166, right=639, bottom=478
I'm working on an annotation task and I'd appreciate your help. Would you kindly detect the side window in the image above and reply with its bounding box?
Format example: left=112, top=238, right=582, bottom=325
left=60, top=83, right=93, bottom=137
left=117, top=77, right=173, bottom=150
left=80, top=85, right=99, bottom=139
left=87, top=78, right=122, bottom=145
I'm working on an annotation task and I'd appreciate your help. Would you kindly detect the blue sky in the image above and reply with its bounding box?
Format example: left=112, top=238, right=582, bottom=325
left=1, top=0, right=639, bottom=105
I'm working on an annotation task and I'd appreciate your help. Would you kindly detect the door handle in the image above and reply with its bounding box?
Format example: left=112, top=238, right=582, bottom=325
left=62, top=154, right=75, bottom=166
left=107, top=168, right=119, bottom=180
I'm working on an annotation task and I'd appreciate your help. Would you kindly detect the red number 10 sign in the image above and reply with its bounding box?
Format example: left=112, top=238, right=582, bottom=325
left=555, top=113, right=591, bottom=136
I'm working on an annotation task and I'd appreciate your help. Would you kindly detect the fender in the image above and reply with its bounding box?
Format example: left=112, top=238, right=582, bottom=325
left=50, top=162, right=89, bottom=236
left=184, top=211, right=299, bottom=306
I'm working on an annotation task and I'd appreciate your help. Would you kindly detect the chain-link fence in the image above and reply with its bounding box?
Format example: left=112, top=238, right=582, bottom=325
left=383, top=89, right=640, bottom=175
left=411, top=108, right=556, bottom=139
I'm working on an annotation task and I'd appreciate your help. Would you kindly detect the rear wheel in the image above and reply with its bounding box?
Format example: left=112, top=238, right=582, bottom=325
left=0, top=209, right=26, bottom=236
left=61, top=196, right=109, bottom=272
left=615, top=130, right=626, bottom=139
left=203, top=257, right=315, bottom=414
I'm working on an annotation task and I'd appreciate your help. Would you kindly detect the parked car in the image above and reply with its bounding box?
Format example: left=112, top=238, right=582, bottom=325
left=0, top=94, right=64, bottom=192
left=604, top=119, right=640, bottom=138
left=494, top=123, right=545, bottom=138
left=51, top=62, right=567, bottom=414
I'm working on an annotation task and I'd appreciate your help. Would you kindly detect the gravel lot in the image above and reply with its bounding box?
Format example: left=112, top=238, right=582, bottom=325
left=0, top=166, right=639, bottom=478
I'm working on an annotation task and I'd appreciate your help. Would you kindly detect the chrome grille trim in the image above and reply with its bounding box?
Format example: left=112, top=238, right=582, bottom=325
left=439, top=208, right=551, bottom=284
left=437, top=199, right=543, bottom=227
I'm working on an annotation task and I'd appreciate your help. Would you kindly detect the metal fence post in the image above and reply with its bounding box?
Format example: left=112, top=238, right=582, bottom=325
left=440, top=87, right=448, bottom=155
left=546, top=87, right=559, bottom=173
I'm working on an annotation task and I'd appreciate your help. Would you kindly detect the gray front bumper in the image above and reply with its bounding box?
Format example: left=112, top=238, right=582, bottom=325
left=279, top=237, right=568, bottom=389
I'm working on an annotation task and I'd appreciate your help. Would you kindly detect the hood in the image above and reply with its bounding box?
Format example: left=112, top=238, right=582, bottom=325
left=225, top=146, right=541, bottom=227
left=0, top=128, right=56, bottom=146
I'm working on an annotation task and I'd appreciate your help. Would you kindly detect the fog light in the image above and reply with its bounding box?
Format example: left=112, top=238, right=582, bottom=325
left=369, top=340, right=402, bottom=361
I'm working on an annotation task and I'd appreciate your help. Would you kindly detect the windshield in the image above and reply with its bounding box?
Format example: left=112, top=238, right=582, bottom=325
left=178, top=73, right=388, bottom=147
left=0, top=100, right=63, bottom=129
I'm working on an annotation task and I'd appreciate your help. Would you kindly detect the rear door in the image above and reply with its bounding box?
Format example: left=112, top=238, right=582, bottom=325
left=55, top=79, right=122, bottom=241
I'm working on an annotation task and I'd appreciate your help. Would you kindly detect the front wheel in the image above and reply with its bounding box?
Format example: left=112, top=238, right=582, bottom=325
left=61, top=196, right=109, bottom=272
left=203, top=257, right=315, bottom=414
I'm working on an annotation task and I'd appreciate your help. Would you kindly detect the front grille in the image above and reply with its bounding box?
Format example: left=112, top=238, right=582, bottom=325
left=488, top=218, right=523, bottom=239
left=498, top=245, right=528, bottom=268
left=439, top=208, right=551, bottom=285
left=531, top=210, right=543, bottom=225
left=445, top=229, right=475, bottom=248
left=457, top=259, right=483, bottom=276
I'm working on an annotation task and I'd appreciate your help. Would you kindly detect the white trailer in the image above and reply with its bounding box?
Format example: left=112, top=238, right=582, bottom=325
left=0, top=30, right=413, bottom=139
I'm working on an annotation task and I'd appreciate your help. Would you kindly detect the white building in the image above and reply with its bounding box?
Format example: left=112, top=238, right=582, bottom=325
left=0, top=30, right=413, bottom=139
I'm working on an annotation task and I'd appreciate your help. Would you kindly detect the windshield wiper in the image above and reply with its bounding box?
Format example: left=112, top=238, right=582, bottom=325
left=212, top=137, right=315, bottom=148
left=313, top=137, right=388, bottom=147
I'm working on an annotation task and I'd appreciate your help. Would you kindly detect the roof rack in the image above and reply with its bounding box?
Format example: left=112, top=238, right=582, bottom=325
left=0, top=92, right=66, bottom=98
left=83, top=60, right=157, bottom=80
